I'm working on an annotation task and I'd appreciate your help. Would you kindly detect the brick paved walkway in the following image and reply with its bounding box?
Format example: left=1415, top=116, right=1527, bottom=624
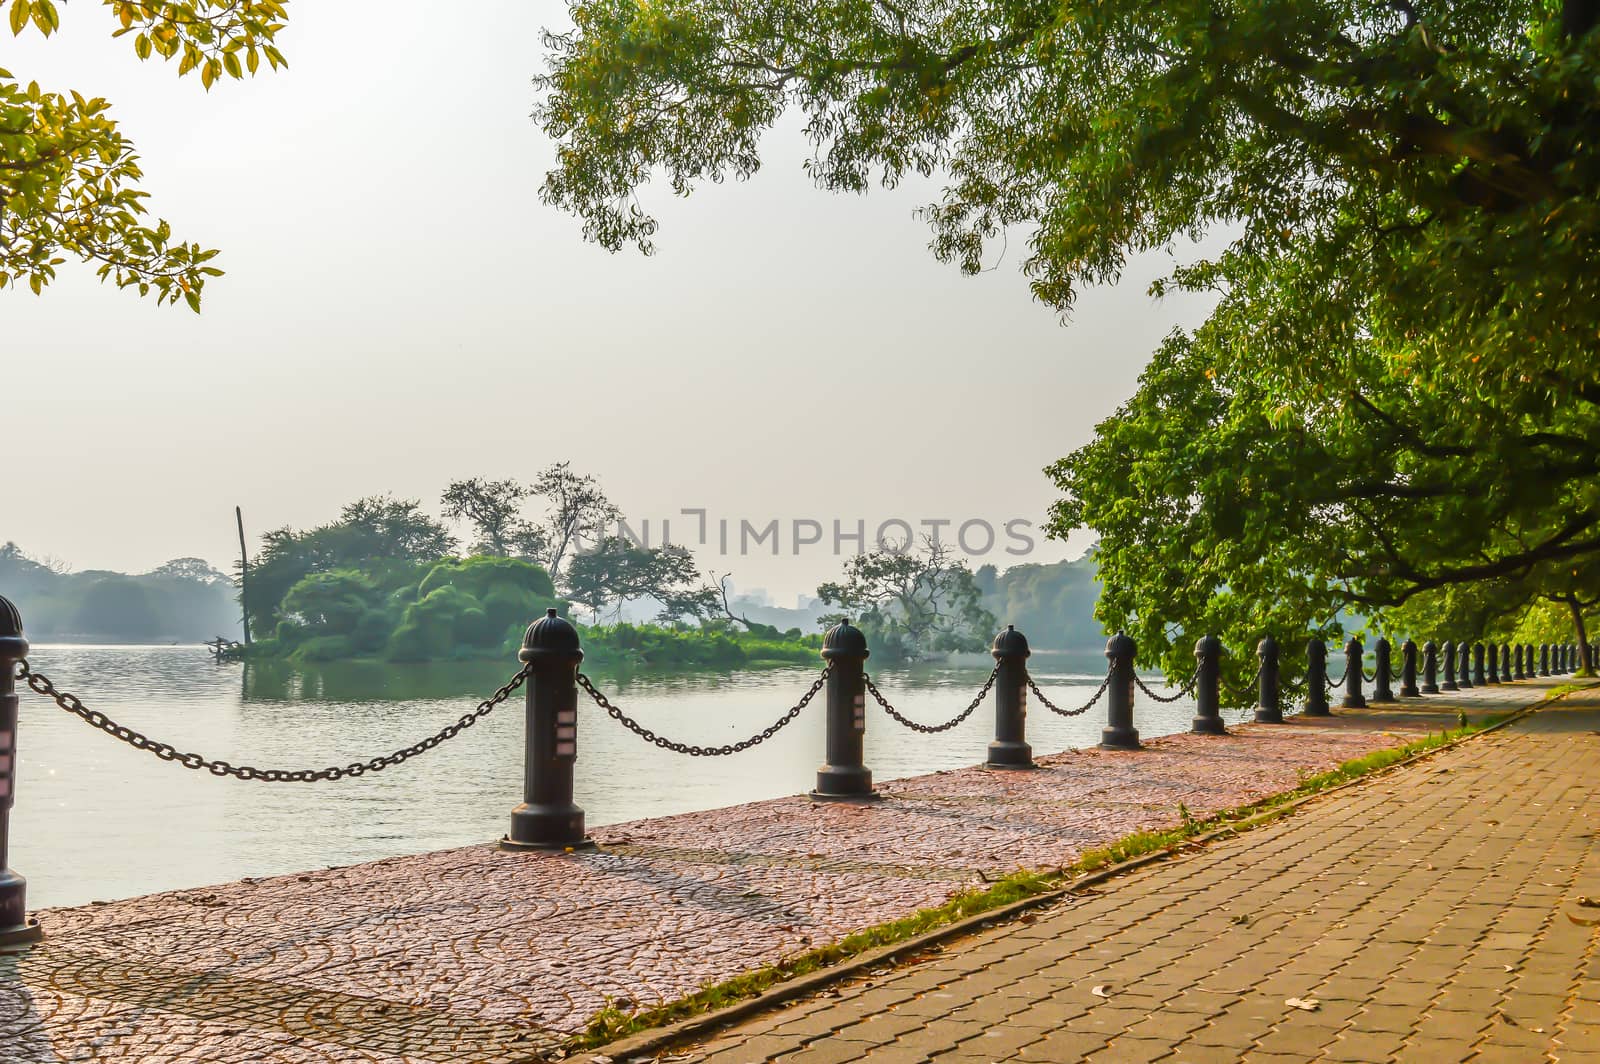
left=661, top=684, right=1600, bottom=1064
left=0, top=679, right=1565, bottom=1062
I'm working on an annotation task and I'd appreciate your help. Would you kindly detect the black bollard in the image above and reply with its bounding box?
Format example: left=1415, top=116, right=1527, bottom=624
left=1458, top=641, right=1474, bottom=689
left=1486, top=642, right=1500, bottom=683
left=0, top=596, right=41, bottom=946
left=1192, top=635, right=1226, bottom=734
left=503, top=609, right=593, bottom=851
left=1400, top=638, right=1421, bottom=697
left=1442, top=640, right=1459, bottom=692
left=1539, top=643, right=1549, bottom=676
left=1343, top=637, right=1367, bottom=708
left=1501, top=643, right=1512, bottom=682
left=1514, top=644, right=1525, bottom=680
left=987, top=626, right=1034, bottom=769
left=1420, top=641, right=1439, bottom=695
left=1253, top=636, right=1283, bottom=723
left=1100, top=631, right=1141, bottom=750
left=1475, top=642, right=1489, bottom=685
left=1372, top=638, right=1397, bottom=703
left=1304, top=639, right=1330, bottom=717
left=812, top=619, right=878, bottom=800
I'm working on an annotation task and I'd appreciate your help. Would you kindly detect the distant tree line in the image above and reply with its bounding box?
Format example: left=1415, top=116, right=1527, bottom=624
left=0, top=544, right=237, bottom=642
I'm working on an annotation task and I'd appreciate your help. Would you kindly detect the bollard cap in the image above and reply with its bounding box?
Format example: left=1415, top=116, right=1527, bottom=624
left=1305, top=636, right=1326, bottom=659
left=1345, top=635, right=1363, bottom=653
left=1402, top=637, right=1417, bottom=652
left=1105, top=630, right=1136, bottom=662
left=0, top=594, right=27, bottom=662
left=520, top=608, right=583, bottom=662
left=991, top=624, right=1031, bottom=660
left=1195, top=633, right=1222, bottom=659
left=1257, top=634, right=1278, bottom=659
left=1422, top=640, right=1436, bottom=652
left=822, top=618, right=870, bottom=660
left=1375, top=636, right=1391, bottom=651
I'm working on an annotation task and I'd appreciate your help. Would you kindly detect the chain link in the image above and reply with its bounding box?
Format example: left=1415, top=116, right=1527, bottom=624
left=1324, top=667, right=1347, bottom=689
left=1133, top=669, right=1199, bottom=703
left=1220, top=662, right=1265, bottom=707
left=579, top=667, right=827, bottom=755
left=863, top=666, right=997, bottom=734
left=1026, top=669, right=1111, bottom=718
left=16, top=660, right=528, bottom=782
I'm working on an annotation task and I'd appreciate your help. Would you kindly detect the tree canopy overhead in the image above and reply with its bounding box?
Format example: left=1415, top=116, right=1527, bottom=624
left=3, top=0, right=288, bottom=308
left=536, top=0, right=1600, bottom=680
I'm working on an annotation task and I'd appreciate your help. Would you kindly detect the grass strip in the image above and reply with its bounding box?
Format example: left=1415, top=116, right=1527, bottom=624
left=570, top=712, right=1513, bottom=1050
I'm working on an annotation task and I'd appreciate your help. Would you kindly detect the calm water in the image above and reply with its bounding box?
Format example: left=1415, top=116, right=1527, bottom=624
left=10, top=645, right=1210, bottom=908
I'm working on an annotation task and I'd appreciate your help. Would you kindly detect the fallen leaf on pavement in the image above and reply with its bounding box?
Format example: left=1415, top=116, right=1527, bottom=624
left=1577, top=897, right=1600, bottom=908
left=1568, top=913, right=1600, bottom=927
left=1286, top=998, right=1320, bottom=1011
left=1092, top=985, right=1113, bottom=998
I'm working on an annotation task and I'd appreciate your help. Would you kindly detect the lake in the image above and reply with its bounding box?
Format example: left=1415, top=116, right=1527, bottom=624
left=8, top=644, right=1214, bottom=908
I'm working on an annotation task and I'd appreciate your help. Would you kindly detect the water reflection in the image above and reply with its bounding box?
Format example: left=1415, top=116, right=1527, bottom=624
left=12, top=645, right=1200, bottom=908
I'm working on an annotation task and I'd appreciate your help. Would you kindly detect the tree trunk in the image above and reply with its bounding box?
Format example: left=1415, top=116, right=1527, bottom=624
left=1566, top=595, right=1593, bottom=674
left=235, top=506, right=252, bottom=646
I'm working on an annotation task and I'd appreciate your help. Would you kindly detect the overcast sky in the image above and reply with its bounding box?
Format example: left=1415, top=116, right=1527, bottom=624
left=3, top=2, right=1215, bottom=603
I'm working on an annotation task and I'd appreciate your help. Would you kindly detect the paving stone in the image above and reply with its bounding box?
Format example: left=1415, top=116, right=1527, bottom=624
left=1, top=681, right=1580, bottom=1062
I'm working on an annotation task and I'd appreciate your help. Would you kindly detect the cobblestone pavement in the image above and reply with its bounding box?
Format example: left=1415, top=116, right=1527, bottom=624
left=0, top=680, right=1562, bottom=1062
left=662, top=683, right=1600, bottom=1064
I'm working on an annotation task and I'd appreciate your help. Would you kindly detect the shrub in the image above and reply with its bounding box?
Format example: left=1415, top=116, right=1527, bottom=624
left=280, top=571, right=381, bottom=636
left=417, top=555, right=556, bottom=601
left=293, top=635, right=356, bottom=663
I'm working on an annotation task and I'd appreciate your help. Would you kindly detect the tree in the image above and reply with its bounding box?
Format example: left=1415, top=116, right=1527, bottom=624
left=146, top=557, right=229, bottom=584
left=244, top=496, right=454, bottom=635
left=4, top=0, right=288, bottom=308
left=536, top=1, right=1600, bottom=678
left=69, top=575, right=162, bottom=640
left=977, top=554, right=1103, bottom=650
left=531, top=462, right=619, bottom=584
left=563, top=536, right=712, bottom=623
left=0, top=540, right=60, bottom=597
left=279, top=570, right=379, bottom=636
left=442, top=478, right=534, bottom=557
left=817, top=538, right=996, bottom=660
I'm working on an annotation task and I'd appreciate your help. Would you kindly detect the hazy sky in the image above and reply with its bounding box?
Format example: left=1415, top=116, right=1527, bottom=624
left=4, top=2, right=1215, bottom=603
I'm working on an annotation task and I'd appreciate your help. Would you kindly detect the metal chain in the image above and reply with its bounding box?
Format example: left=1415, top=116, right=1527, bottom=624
left=863, top=666, right=998, bottom=734
left=1026, top=669, right=1111, bottom=718
left=1361, top=668, right=1378, bottom=683
left=578, top=666, right=828, bottom=755
left=1221, top=662, right=1265, bottom=706
left=1133, top=669, right=1199, bottom=703
left=1324, top=667, right=1347, bottom=689
left=15, top=660, right=529, bottom=782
